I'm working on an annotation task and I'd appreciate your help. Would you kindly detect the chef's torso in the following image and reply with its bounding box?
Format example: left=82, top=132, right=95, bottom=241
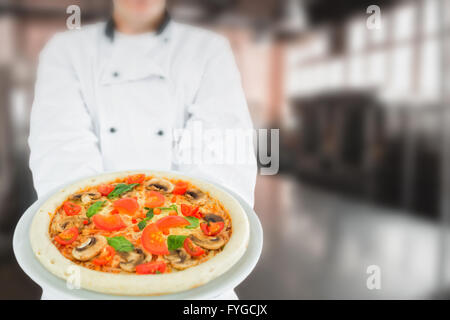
left=68, top=21, right=217, bottom=172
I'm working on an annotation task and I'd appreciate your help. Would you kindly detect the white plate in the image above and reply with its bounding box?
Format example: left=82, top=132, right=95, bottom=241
left=13, top=172, right=263, bottom=299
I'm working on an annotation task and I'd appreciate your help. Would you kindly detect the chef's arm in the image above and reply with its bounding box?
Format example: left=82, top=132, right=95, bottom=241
left=175, top=38, right=257, bottom=206
left=28, top=34, right=103, bottom=198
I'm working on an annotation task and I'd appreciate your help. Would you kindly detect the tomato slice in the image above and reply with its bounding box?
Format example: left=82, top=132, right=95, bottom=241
left=155, top=216, right=190, bottom=232
left=93, top=214, right=126, bottom=231
left=190, top=206, right=201, bottom=218
left=172, top=181, right=188, bottom=195
left=54, top=227, right=79, bottom=245
left=180, top=204, right=201, bottom=218
left=113, top=197, right=139, bottom=215
left=136, top=261, right=166, bottom=274
left=200, top=221, right=224, bottom=236
left=145, top=191, right=165, bottom=208
left=184, top=237, right=205, bottom=257
left=63, top=201, right=81, bottom=216
left=92, top=245, right=116, bottom=266
left=92, top=258, right=108, bottom=266
left=126, top=174, right=146, bottom=184
left=181, top=204, right=191, bottom=216
left=98, top=184, right=115, bottom=196
left=141, top=223, right=169, bottom=255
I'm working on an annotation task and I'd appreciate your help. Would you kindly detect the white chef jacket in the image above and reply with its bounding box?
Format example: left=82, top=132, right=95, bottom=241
left=28, top=17, right=257, bottom=206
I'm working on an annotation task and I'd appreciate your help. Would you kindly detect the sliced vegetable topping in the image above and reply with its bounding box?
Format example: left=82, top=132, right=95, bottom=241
left=107, top=183, right=139, bottom=199
left=63, top=201, right=82, bottom=216
left=145, top=178, right=174, bottom=193
left=98, top=184, right=115, bottom=196
left=145, top=191, right=165, bottom=208
left=155, top=216, right=190, bottom=232
left=145, top=208, right=154, bottom=219
left=172, top=181, right=188, bottom=195
left=92, top=245, right=116, bottom=266
left=200, top=221, right=225, bottom=236
left=86, top=200, right=106, bottom=218
left=141, top=223, right=169, bottom=255
left=113, top=197, right=139, bottom=215
left=180, top=204, right=191, bottom=216
left=106, top=236, right=134, bottom=252
left=93, top=214, right=126, bottom=231
left=136, top=261, right=166, bottom=274
left=54, top=227, right=79, bottom=245
left=184, top=216, right=200, bottom=229
left=184, top=237, right=205, bottom=257
left=180, top=204, right=201, bottom=218
left=72, top=236, right=107, bottom=261
left=156, top=204, right=178, bottom=213
left=167, top=235, right=188, bottom=250
left=137, top=207, right=155, bottom=230
left=126, top=174, right=146, bottom=184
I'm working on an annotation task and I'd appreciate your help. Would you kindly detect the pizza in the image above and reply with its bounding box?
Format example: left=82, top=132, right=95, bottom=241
left=30, top=171, right=249, bottom=296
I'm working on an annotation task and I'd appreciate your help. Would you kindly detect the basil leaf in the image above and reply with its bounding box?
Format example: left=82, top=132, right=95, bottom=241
left=169, top=204, right=178, bottom=213
left=137, top=209, right=155, bottom=231
left=138, top=220, right=147, bottom=231
left=167, top=235, right=187, bottom=251
left=146, top=208, right=154, bottom=219
left=106, top=236, right=134, bottom=252
left=86, top=201, right=106, bottom=218
left=184, top=216, right=199, bottom=229
left=107, top=183, right=139, bottom=199
left=158, top=204, right=178, bottom=213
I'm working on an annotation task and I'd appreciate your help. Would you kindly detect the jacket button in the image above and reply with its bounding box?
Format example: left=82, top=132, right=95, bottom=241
left=110, top=127, right=117, bottom=133
left=112, top=71, right=119, bottom=78
left=157, top=130, right=164, bottom=136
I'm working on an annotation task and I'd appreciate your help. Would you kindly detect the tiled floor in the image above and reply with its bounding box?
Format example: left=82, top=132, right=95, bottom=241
left=236, top=175, right=444, bottom=299
left=0, top=170, right=446, bottom=299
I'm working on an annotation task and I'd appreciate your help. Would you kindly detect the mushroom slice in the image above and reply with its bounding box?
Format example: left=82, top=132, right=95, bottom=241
left=70, top=191, right=102, bottom=204
left=203, top=214, right=224, bottom=223
left=185, top=189, right=207, bottom=205
left=118, top=248, right=150, bottom=273
left=165, top=248, right=198, bottom=270
left=145, top=178, right=174, bottom=193
left=51, top=215, right=84, bottom=234
left=189, top=234, right=226, bottom=250
left=72, top=235, right=107, bottom=261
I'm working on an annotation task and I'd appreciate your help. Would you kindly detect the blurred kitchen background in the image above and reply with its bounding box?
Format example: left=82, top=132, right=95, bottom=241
left=1, top=0, right=450, bottom=299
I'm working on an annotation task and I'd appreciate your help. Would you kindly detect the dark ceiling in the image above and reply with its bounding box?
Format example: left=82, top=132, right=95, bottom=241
left=306, top=0, right=395, bottom=25
left=171, top=0, right=397, bottom=26
left=1, top=0, right=398, bottom=27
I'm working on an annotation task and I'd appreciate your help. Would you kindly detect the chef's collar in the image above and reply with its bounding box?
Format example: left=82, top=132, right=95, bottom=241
left=105, top=11, right=171, bottom=42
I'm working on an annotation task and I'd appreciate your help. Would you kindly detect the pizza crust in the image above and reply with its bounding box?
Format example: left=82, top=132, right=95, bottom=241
left=29, top=170, right=249, bottom=296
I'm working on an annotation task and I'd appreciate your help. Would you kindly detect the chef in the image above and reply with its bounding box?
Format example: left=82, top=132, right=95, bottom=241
left=28, top=0, right=257, bottom=299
